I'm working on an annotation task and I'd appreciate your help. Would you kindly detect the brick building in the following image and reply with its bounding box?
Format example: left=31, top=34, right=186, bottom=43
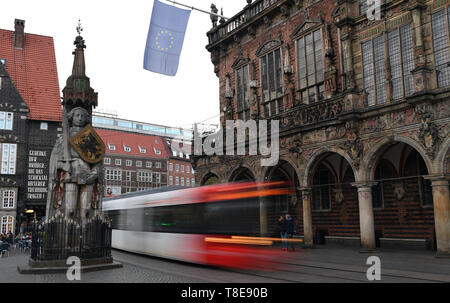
left=164, top=139, right=195, bottom=187
left=96, top=128, right=169, bottom=196
left=193, top=0, right=450, bottom=254
left=0, top=19, right=62, bottom=233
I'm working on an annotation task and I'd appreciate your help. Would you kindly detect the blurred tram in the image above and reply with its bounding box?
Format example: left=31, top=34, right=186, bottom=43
left=103, top=181, right=294, bottom=269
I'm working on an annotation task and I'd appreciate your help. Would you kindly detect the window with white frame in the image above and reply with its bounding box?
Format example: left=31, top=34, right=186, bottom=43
left=104, top=158, right=111, bottom=165
left=146, top=161, right=152, bottom=168
left=169, top=163, right=173, bottom=171
left=154, top=172, right=161, bottom=184
left=139, top=146, right=147, bottom=154
left=176, top=164, right=179, bottom=172
left=138, top=171, right=152, bottom=182
left=0, top=112, right=13, bottom=130
left=40, top=122, right=48, bottom=130
left=1, top=143, right=16, bottom=174
left=106, top=169, right=122, bottom=181
left=186, top=178, right=190, bottom=187
left=124, top=145, right=131, bottom=152
left=169, top=176, right=173, bottom=185
left=432, top=8, right=450, bottom=88
left=2, top=190, right=15, bottom=208
left=1, top=216, right=13, bottom=234
left=115, top=159, right=122, bottom=166
left=136, top=161, right=142, bottom=167
left=297, top=28, right=325, bottom=104
left=236, top=64, right=251, bottom=120
left=261, top=48, right=283, bottom=117
left=362, top=35, right=386, bottom=106
left=181, top=177, right=185, bottom=186
left=126, top=171, right=132, bottom=182
left=108, top=144, right=116, bottom=151
left=126, top=160, right=132, bottom=167
left=181, top=165, right=184, bottom=172
left=176, top=176, right=179, bottom=186
left=191, top=178, right=195, bottom=186
left=155, top=162, right=161, bottom=169
left=185, top=166, right=190, bottom=174
left=154, top=148, right=161, bottom=155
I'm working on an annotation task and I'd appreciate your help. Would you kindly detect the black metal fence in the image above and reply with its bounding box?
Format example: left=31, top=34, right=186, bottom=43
left=30, top=214, right=112, bottom=261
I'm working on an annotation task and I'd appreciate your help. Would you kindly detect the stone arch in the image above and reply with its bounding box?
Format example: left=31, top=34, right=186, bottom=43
left=200, top=171, right=220, bottom=186
left=228, top=166, right=256, bottom=182
left=360, top=135, right=434, bottom=181
left=302, top=146, right=358, bottom=187
left=435, top=136, right=450, bottom=175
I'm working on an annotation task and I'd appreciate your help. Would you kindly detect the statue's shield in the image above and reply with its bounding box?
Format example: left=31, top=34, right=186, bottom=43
left=69, top=125, right=106, bottom=164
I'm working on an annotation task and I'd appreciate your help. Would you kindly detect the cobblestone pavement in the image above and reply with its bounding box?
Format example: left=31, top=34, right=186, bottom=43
left=1, top=245, right=449, bottom=283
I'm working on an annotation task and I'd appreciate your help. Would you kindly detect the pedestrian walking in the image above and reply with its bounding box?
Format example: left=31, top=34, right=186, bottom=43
left=278, top=215, right=288, bottom=250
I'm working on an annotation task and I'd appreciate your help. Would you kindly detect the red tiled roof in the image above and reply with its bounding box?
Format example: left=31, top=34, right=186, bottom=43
left=95, top=128, right=168, bottom=159
left=0, top=29, right=62, bottom=122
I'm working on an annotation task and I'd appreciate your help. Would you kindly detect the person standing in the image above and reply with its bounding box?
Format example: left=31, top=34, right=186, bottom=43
left=278, top=215, right=288, bottom=251
left=286, top=213, right=295, bottom=251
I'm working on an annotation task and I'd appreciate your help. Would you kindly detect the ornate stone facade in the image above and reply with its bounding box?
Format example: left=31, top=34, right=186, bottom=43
left=200, top=0, right=450, bottom=253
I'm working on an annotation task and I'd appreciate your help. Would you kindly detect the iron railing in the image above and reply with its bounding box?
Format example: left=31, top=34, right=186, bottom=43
left=30, top=214, right=112, bottom=261
left=207, top=0, right=283, bottom=45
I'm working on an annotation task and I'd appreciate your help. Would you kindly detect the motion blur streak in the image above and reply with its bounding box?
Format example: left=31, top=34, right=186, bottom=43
left=204, top=237, right=273, bottom=245
left=232, top=235, right=304, bottom=243
left=103, top=181, right=293, bottom=270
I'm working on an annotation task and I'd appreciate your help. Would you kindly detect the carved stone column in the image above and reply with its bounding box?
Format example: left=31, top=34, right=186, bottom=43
left=352, top=182, right=378, bottom=251
left=300, top=187, right=314, bottom=247
left=410, top=0, right=432, bottom=93
left=424, top=175, right=450, bottom=255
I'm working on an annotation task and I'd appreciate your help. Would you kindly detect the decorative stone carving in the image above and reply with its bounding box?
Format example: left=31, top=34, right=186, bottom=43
left=324, top=23, right=337, bottom=96
left=300, top=98, right=344, bottom=125
left=418, top=114, right=441, bottom=159
left=343, top=121, right=363, bottom=168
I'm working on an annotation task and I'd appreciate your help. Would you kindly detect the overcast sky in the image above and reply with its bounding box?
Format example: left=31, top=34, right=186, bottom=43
left=1, top=0, right=246, bottom=130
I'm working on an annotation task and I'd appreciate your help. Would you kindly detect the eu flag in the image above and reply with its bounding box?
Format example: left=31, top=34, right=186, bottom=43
left=143, top=0, right=191, bottom=76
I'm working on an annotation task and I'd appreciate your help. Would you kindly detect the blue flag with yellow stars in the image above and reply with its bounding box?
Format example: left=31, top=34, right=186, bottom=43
left=143, top=0, right=191, bottom=76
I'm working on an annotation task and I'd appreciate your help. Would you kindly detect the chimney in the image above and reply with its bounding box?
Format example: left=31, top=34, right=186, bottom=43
left=14, top=19, right=25, bottom=49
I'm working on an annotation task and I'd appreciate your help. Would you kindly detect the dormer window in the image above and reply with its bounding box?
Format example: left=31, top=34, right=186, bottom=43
left=0, top=59, right=5, bottom=65
left=124, top=145, right=131, bottom=152
left=138, top=146, right=147, bottom=154
left=108, top=144, right=116, bottom=151
left=154, top=147, right=161, bottom=155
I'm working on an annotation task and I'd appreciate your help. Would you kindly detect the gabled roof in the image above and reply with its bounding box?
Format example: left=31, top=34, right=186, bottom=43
left=0, top=29, right=62, bottom=122
left=95, top=128, right=168, bottom=159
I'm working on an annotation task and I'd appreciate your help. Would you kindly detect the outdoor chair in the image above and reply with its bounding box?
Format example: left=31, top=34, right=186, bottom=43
left=0, top=242, right=10, bottom=257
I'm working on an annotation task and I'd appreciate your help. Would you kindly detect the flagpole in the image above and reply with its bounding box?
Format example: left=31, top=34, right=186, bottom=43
left=163, top=0, right=230, bottom=20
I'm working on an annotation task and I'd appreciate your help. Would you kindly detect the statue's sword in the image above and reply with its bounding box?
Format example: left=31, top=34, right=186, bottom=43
left=61, top=106, right=72, bottom=174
